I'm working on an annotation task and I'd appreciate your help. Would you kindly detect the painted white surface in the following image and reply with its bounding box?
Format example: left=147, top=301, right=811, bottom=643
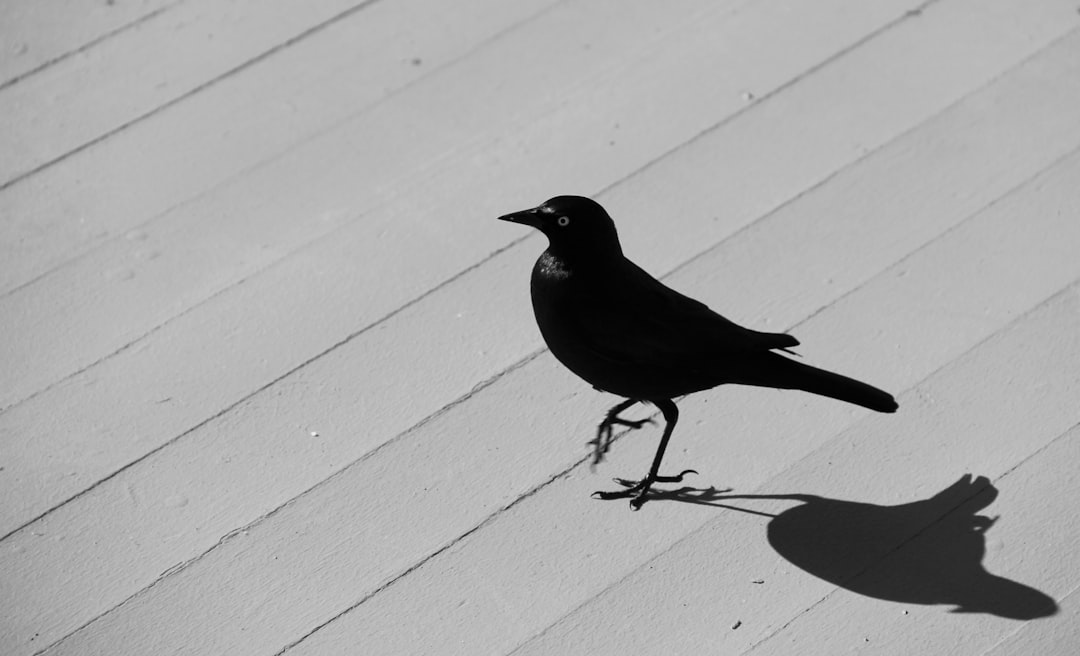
left=0, top=0, right=931, bottom=408
left=0, top=0, right=178, bottom=87
left=5, top=0, right=1072, bottom=535
left=285, top=151, right=1080, bottom=656
left=1, top=0, right=950, bottom=539
left=0, top=0, right=561, bottom=293
left=2, top=0, right=1079, bottom=654
left=0, top=0, right=400, bottom=186
left=515, top=290, right=1080, bottom=654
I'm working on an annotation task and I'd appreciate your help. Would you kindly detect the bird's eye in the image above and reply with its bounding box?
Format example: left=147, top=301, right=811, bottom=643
left=557, top=216, right=570, bottom=227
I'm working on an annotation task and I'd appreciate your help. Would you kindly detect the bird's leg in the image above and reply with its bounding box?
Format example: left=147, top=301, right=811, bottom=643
left=589, top=398, right=652, bottom=466
left=593, top=399, right=696, bottom=510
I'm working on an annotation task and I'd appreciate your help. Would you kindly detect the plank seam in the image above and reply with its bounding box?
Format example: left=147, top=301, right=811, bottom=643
left=0, top=0, right=388, bottom=193
left=0, top=233, right=530, bottom=544
left=594, top=0, right=943, bottom=198
left=271, top=395, right=587, bottom=656
left=794, top=141, right=1080, bottom=329
left=9, top=0, right=1067, bottom=414
left=7, top=0, right=1076, bottom=567
left=13, top=8, right=1080, bottom=650
left=0, top=0, right=567, bottom=301
left=34, top=345, right=546, bottom=656
left=3, top=0, right=1035, bottom=435
left=10, top=2, right=1079, bottom=653
left=277, top=185, right=1080, bottom=654
left=7, top=0, right=1076, bottom=568
left=0, top=1, right=184, bottom=94
left=33, top=165, right=1080, bottom=656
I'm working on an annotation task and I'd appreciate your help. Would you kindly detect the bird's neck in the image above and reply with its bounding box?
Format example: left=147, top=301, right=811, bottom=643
left=544, top=240, right=623, bottom=271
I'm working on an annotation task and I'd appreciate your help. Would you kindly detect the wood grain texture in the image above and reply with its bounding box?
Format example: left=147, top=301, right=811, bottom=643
left=4, top=0, right=1071, bottom=538
left=285, top=149, right=1080, bottom=656
left=2, top=0, right=1079, bottom=654
left=985, top=585, right=1080, bottom=655
left=0, top=0, right=944, bottom=537
left=0, top=0, right=562, bottom=294
left=0, top=0, right=393, bottom=187
left=0, top=0, right=178, bottom=87
left=0, top=0, right=925, bottom=409
left=514, top=287, right=1080, bottom=655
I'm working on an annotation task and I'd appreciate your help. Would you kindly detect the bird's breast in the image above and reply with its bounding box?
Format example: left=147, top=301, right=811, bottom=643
left=529, top=254, right=590, bottom=348
left=528, top=253, right=634, bottom=392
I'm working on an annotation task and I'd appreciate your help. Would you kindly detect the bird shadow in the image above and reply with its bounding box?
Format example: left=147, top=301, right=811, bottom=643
left=646, top=474, right=1058, bottom=619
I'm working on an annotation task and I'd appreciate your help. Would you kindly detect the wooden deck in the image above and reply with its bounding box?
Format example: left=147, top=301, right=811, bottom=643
left=3, top=0, right=1080, bottom=653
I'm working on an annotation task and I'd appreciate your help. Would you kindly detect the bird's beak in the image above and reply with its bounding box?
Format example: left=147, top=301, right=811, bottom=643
left=497, top=205, right=542, bottom=228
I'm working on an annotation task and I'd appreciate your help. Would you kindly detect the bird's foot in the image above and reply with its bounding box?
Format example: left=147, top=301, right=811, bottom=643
left=589, top=416, right=654, bottom=466
left=592, top=469, right=698, bottom=510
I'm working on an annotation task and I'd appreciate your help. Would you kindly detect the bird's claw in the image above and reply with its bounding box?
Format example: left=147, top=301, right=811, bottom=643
left=592, top=469, right=698, bottom=509
left=589, top=416, right=654, bottom=466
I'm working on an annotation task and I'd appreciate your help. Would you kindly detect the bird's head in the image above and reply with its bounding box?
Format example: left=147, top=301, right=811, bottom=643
left=497, top=195, right=622, bottom=261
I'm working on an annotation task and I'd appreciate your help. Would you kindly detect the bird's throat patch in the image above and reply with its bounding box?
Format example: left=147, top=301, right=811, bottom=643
left=536, top=252, right=572, bottom=281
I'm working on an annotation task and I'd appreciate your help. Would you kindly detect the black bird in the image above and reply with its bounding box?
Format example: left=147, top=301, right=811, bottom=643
left=499, top=195, right=898, bottom=509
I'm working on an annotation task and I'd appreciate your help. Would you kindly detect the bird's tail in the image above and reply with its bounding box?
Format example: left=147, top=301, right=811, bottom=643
left=754, top=354, right=898, bottom=413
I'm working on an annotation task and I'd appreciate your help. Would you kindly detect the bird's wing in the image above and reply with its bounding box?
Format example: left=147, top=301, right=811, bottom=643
left=570, top=260, right=797, bottom=369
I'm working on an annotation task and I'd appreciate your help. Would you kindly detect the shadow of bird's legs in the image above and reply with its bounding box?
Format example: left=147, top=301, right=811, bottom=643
left=592, top=399, right=696, bottom=509
left=589, top=398, right=653, bottom=466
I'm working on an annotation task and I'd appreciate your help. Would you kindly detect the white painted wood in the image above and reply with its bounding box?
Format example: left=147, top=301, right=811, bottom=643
left=8, top=0, right=989, bottom=648
left=269, top=153, right=1080, bottom=656
left=24, top=52, right=1080, bottom=656
left=506, top=289, right=1080, bottom=655
left=0, top=0, right=390, bottom=186
left=0, top=0, right=178, bottom=87
left=984, top=587, right=1080, bottom=655
left=2, top=0, right=1070, bottom=541
left=3, top=1, right=1080, bottom=654
left=0, top=0, right=936, bottom=410
left=0, top=0, right=950, bottom=530
left=0, top=0, right=562, bottom=294
left=4, top=20, right=1070, bottom=653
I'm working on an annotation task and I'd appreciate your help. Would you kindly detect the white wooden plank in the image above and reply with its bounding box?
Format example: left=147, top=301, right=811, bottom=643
left=276, top=151, right=1080, bottom=656
left=0, top=0, right=951, bottom=528
left=1, top=0, right=1071, bottom=537
left=3, top=0, right=960, bottom=650
left=0, top=0, right=786, bottom=406
left=506, top=288, right=1080, bottom=655
left=2, top=8, right=1075, bottom=648
left=4, top=2, right=1079, bottom=653
left=746, top=425, right=1080, bottom=655
left=984, top=587, right=1080, bottom=655
left=30, top=54, right=1080, bottom=656
left=0, top=0, right=388, bottom=187
left=0, top=0, right=1058, bottom=601
left=0, top=0, right=562, bottom=294
left=0, top=0, right=178, bottom=87
left=4, top=1, right=1078, bottom=654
